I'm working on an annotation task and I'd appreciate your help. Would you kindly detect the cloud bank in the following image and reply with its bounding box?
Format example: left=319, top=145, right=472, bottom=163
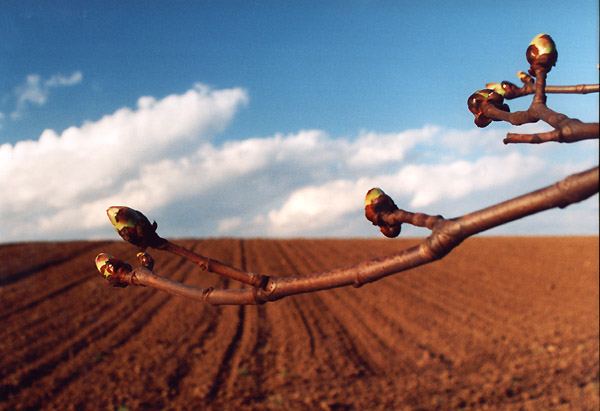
left=1, top=84, right=597, bottom=242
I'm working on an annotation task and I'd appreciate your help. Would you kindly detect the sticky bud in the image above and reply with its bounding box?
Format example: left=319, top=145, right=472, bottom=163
left=517, top=71, right=534, bottom=84
left=106, top=206, right=166, bottom=250
left=467, top=89, right=510, bottom=128
left=364, top=188, right=402, bottom=238
left=95, top=253, right=113, bottom=277
left=526, top=33, right=557, bottom=76
left=364, top=188, right=396, bottom=223
left=137, top=252, right=155, bottom=270
left=485, top=81, right=520, bottom=99
left=365, top=188, right=385, bottom=207
left=95, top=253, right=132, bottom=287
left=484, top=83, right=505, bottom=96
left=379, top=225, right=401, bottom=238
left=107, top=206, right=143, bottom=232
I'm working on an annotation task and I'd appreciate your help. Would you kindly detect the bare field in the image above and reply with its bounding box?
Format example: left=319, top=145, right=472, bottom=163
left=0, top=237, right=598, bottom=410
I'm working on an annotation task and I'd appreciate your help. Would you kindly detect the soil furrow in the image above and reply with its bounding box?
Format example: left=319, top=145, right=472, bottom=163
left=204, top=304, right=246, bottom=401
left=0, top=253, right=188, bottom=407
left=296, top=239, right=530, bottom=365
left=205, top=239, right=250, bottom=402
left=281, top=241, right=400, bottom=375
left=0, top=241, right=112, bottom=284
left=0, top=237, right=597, bottom=410
left=273, top=241, right=375, bottom=378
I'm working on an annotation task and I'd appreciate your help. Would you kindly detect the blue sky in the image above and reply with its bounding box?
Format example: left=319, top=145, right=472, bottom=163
left=1, top=1, right=598, bottom=242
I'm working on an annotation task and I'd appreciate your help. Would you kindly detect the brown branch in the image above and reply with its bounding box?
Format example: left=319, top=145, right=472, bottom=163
left=504, top=83, right=599, bottom=99
left=377, top=209, right=443, bottom=230
left=504, top=121, right=599, bottom=144
left=107, top=166, right=598, bottom=305
left=545, top=84, right=600, bottom=95
left=105, top=206, right=268, bottom=287
left=100, top=34, right=598, bottom=306
left=160, top=241, right=268, bottom=288
left=480, top=67, right=599, bottom=144
left=483, top=105, right=536, bottom=126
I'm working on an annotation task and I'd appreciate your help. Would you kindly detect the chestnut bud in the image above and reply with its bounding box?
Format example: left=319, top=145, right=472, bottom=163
left=467, top=89, right=510, bottom=128
left=485, top=81, right=520, bottom=99
left=137, top=252, right=155, bottom=270
left=95, top=253, right=132, bottom=287
left=517, top=71, right=534, bottom=84
left=526, top=33, right=557, bottom=76
left=364, top=188, right=402, bottom=238
left=106, top=206, right=166, bottom=250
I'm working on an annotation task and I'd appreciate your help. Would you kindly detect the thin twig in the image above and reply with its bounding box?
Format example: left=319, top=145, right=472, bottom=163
left=545, top=84, right=600, bottom=94
left=123, top=166, right=598, bottom=305
left=504, top=84, right=599, bottom=100
left=160, top=241, right=268, bottom=288
left=504, top=122, right=599, bottom=144
left=481, top=68, right=599, bottom=144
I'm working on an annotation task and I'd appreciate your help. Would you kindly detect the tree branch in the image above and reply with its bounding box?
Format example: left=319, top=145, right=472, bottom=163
left=160, top=241, right=268, bottom=288
left=100, top=166, right=598, bottom=305
left=544, top=84, right=600, bottom=95
left=477, top=67, right=599, bottom=144
left=96, top=33, right=599, bottom=306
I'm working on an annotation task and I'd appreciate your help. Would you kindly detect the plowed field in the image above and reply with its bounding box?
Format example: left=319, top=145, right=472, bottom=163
left=0, top=237, right=598, bottom=410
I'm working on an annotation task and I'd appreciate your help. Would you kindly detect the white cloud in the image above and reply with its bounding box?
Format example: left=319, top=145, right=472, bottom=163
left=0, top=84, right=248, bottom=241
left=10, top=71, right=83, bottom=118
left=345, top=126, right=438, bottom=169
left=246, top=151, right=546, bottom=236
left=0, top=84, right=597, bottom=242
left=45, top=71, right=83, bottom=87
left=266, top=179, right=366, bottom=235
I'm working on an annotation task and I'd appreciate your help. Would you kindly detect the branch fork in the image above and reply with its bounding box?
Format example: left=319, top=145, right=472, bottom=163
left=467, top=34, right=599, bottom=144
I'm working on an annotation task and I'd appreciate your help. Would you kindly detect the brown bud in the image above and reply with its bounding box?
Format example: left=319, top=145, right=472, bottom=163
left=137, top=252, right=155, bottom=270
left=380, top=224, right=401, bottom=238
left=484, top=83, right=505, bottom=96
left=467, top=89, right=510, bottom=128
left=95, top=253, right=132, bottom=288
left=517, top=71, right=534, bottom=84
left=106, top=206, right=166, bottom=250
left=526, top=34, right=557, bottom=76
left=364, top=188, right=399, bottom=224
left=500, top=81, right=520, bottom=99
left=364, top=188, right=402, bottom=237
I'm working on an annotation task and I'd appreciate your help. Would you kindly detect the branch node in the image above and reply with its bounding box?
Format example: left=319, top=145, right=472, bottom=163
left=202, top=287, right=214, bottom=302
left=353, top=266, right=367, bottom=288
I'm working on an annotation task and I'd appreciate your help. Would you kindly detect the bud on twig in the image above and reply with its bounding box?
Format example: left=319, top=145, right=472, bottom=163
left=526, top=33, right=557, bottom=76
left=484, top=83, right=505, bottom=96
left=137, top=252, right=155, bottom=270
left=467, top=89, right=510, bottom=128
left=517, top=71, right=534, bottom=84
left=95, top=253, right=133, bottom=287
left=485, top=81, right=520, bottom=99
left=106, top=206, right=167, bottom=250
left=364, top=188, right=402, bottom=238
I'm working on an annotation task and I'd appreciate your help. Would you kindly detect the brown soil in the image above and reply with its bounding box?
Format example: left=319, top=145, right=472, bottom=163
left=0, top=237, right=598, bottom=410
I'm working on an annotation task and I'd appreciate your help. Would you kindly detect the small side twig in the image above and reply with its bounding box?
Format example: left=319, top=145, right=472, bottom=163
left=106, top=206, right=267, bottom=287
left=160, top=241, right=268, bottom=288
left=469, top=34, right=599, bottom=145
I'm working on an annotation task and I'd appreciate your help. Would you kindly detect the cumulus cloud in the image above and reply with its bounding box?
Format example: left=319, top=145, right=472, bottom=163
left=0, top=84, right=597, bottom=242
left=11, top=71, right=83, bottom=118
left=0, top=84, right=248, bottom=241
